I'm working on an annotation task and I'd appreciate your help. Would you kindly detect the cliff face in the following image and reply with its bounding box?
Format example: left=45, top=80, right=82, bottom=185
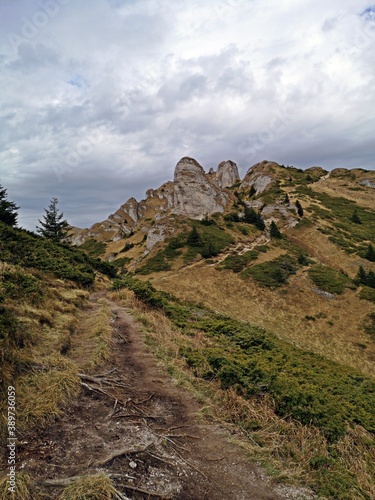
left=173, top=157, right=229, bottom=219
left=69, top=157, right=240, bottom=244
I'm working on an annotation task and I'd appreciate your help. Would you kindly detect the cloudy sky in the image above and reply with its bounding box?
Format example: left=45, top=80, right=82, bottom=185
left=1, top=0, right=374, bottom=230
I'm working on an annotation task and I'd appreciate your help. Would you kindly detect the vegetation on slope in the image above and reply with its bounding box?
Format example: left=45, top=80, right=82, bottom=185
left=0, top=223, right=115, bottom=437
left=112, top=277, right=375, bottom=499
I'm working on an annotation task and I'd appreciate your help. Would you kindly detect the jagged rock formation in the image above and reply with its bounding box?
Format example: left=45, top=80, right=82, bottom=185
left=216, top=160, right=240, bottom=188
left=70, top=157, right=374, bottom=251
left=173, top=157, right=229, bottom=219
left=240, top=160, right=278, bottom=194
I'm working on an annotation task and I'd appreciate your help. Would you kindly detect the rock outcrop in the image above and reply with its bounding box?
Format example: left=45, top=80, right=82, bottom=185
left=240, top=160, right=278, bottom=194
left=173, top=157, right=228, bottom=219
left=216, top=160, right=240, bottom=188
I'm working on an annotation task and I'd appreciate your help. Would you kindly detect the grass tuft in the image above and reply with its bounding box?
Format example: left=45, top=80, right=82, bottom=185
left=59, top=473, right=116, bottom=500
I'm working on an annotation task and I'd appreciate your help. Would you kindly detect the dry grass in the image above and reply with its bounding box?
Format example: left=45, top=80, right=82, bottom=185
left=0, top=280, right=92, bottom=442
left=110, top=288, right=375, bottom=498
left=70, top=300, right=113, bottom=373
left=311, top=176, right=375, bottom=210
left=59, top=473, right=116, bottom=500
left=16, top=358, right=79, bottom=430
left=0, top=473, right=38, bottom=500
left=150, top=261, right=375, bottom=377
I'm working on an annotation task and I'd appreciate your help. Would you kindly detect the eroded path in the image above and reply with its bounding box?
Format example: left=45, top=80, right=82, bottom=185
left=19, top=293, right=313, bottom=499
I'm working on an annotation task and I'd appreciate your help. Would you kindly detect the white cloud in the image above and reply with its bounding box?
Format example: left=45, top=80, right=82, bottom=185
left=0, top=0, right=374, bottom=230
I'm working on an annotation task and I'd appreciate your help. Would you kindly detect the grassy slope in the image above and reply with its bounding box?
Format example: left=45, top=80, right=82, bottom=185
left=0, top=223, right=115, bottom=437
left=112, top=277, right=375, bottom=499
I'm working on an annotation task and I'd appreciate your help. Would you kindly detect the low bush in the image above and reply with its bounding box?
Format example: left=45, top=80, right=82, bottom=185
left=308, top=265, right=352, bottom=294
left=241, top=255, right=297, bottom=288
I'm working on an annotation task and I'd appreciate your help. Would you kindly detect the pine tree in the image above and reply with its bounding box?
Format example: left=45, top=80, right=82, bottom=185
left=365, top=244, right=375, bottom=262
left=356, top=266, right=368, bottom=286
left=270, top=220, right=282, bottom=238
left=255, top=212, right=265, bottom=230
left=295, top=200, right=304, bottom=217
left=249, top=185, right=256, bottom=197
left=350, top=209, right=362, bottom=224
left=37, top=197, right=69, bottom=242
left=243, top=206, right=257, bottom=224
left=187, top=226, right=202, bottom=247
left=284, top=193, right=290, bottom=204
left=0, top=183, right=19, bottom=227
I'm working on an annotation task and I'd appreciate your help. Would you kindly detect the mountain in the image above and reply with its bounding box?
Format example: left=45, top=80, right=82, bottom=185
left=70, top=158, right=375, bottom=375
left=1, top=159, right=375, bottom=499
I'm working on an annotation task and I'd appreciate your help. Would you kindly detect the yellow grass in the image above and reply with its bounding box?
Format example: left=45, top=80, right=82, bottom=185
left=150, top=261, right=375, bottom=377
left=59, top=473, right=116, bottom=500
left=70, top=300, right=113, bottom=372
left=110, top=288, right=375, bottom=496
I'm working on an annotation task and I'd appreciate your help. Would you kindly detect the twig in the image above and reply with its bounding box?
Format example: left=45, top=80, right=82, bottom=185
left=165, top=434, right=200, bottom=440
left=112, top=413, right=158, bottom=420
left=94, top=441, right=156, bottom=466
left=166, top=443, right=207, bottom=480
left=120, top=483, right=169, bottom=499
left=125, top=393, right=155, bottom=407
left=96, top=368, right=117, bottom=377
left=39, top=476, right=82, bottom=487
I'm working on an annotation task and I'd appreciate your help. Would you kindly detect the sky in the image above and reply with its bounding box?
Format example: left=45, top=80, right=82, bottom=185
left=0, top=0, right=374, bottom=230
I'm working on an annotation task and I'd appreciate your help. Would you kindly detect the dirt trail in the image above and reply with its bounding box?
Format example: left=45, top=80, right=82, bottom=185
left=18, top=293, right=313, bottom=499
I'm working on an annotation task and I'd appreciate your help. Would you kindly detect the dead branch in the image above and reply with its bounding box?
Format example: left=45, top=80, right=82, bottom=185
left=120, top=483, right=170, bottom=499
left=111, top=413, right=158, bottom=420
left=96, top=368, right=117, bottom=377
left=94, top=441, right=157, bottom=466
left=125, top=393, right=155, bottom=407
left=39, top=476, right=82, bottom=487
left=164, top=433, right=200, bottom=440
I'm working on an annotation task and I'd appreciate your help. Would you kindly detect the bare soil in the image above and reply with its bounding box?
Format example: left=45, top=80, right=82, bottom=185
left=15, top=293, right=314, bottom=499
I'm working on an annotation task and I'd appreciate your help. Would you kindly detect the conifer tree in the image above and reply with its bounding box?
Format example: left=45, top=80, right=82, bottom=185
left=243, top=206, right=257, bottom=224
left=356, top=266, right=368, bottom=286
left=0, top=183, right=19, bottom=227
left=255, top=212, right=266, bottom=230
left=350, top=209, right=362, bottom=224
left=37, top=197, right=69, bottom=242
left=270, top=220, right=282, bottom=239
left=187, top=226, right=202, bottom=247
left=295, top=200, right=304, bottom=217
left=365, top=244, right=375, bottom=262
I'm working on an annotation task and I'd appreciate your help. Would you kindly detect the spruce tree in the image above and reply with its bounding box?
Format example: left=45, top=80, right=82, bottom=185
left=255, top=212, right=265, bottom=230
left=356, top=266, right=368, bottom=286
left=350, top=209, right=362, bottom=224
left=0, top=183, right=19, bottom=227
left=295, top=200, right=303, bottom=217
left=284, top=193, right=290, bottom=204
left=187, top=226, right=202, bottom=247
left=365, top=244, right=375, bottom=262
left=270, top=220, right=282, bottom=239
left=244, top=206, right=257, bottom=224
left=37, top=197, right=69, bottom=242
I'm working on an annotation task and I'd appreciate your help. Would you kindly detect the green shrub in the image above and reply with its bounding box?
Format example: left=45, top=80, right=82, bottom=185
left=241, top=255, right=297, bottom=288
left=80, top=239, right=107, bottom=258
left=308, top=265, right=352, bottom=294
left=114, top=277, right=375, bottom=442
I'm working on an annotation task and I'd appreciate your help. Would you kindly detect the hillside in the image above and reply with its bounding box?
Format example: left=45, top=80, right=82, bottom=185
left=1, top=159, right=375, bottom=499
left=72, top=158, right=375, bottom=377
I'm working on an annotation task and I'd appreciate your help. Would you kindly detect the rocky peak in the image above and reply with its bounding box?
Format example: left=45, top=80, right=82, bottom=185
left=173, top=157, right=228, bottom=219
left=240, top=160, right=279, bottom=194
left=216, top=160, right=240, bottom=188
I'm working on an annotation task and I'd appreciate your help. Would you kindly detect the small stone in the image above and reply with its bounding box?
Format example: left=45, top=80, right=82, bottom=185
left=129, top=461, right=137, bottom=469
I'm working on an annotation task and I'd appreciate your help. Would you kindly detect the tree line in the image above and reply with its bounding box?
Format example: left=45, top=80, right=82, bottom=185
left=0, top=182, right=69, bottom=242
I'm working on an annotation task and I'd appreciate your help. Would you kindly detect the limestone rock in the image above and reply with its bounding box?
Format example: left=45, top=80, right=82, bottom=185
left=240, top=160, right=279, bottom=194
left=216, top=160, right=240, bottom=188
left=145, top=223, right=167, bottom=251
left=173, top=157, right=228, bottom=219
